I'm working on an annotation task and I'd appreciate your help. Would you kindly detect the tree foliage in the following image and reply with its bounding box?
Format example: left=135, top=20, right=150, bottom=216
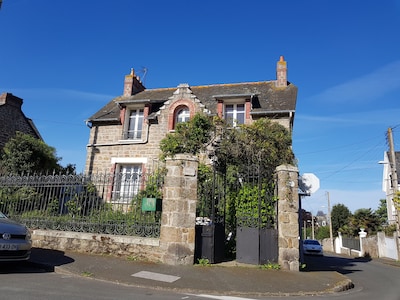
left=375, top=199, right=388, bottom=225
left=349, top=208, right=380, bottom=236
left=0, top=132, right=74, bottom=174
left=214, top=118, right=295, bottom=177
left=331, top=203, right=352, bottom=236
left=159, top=113, right=214, bottom=160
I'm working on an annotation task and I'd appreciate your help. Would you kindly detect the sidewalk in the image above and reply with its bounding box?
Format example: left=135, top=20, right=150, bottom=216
left=29, top=248, right=354, bottom=297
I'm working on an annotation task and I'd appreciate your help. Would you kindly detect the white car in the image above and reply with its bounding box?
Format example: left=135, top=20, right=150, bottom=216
left=302, top=239, right=323, bottom=256
left=0, top=212, right=32, bottom=262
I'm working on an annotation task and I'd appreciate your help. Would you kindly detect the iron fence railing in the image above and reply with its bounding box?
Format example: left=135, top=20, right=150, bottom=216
left=342, top=236, right=361, bottom=251
left=0, top=172, right=163, bottom=238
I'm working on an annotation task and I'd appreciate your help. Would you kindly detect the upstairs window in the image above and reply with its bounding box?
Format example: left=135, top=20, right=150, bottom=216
left=175, top=107, right=190, bottom=124
left=225, top=103, right=245, bottom=127
left=123, top=108, right=143, bottom=140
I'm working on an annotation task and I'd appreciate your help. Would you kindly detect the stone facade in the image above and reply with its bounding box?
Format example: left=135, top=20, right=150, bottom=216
left=84, top=57, right=297, bottom=175
left=0, top=93, right=41, bottom=150
left=276, top=164, right=300, bottom=271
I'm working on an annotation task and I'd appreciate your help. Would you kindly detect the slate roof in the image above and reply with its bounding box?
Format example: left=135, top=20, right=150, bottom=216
left=87, top=80, right=297, bottom=123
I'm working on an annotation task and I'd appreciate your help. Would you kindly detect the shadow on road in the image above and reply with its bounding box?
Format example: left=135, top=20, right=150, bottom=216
left=303, top=253, right=371, bottom=275
left=0, top=247, right=75, bottom=274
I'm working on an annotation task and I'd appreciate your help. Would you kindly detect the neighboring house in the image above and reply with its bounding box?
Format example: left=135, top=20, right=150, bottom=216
left=85, top=56, right=297, bottom=200
left=381, top=151, right=400, bottom=225
left=0, top=92, right=42, bottom=150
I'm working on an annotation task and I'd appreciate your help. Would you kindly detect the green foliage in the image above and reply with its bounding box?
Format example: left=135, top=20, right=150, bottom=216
left=383, top=224, right=397, bottom=236
left=259, top=261, right=280, bottom=270
left=215, top=118, right=295, bottom=176
left=375, top=199, right=388, bottom=224
left=331, top=203, right=352, bottom=236
left=349, top=208, right=381, bottom=236
left=0, top=132, right=73, bottom=174
left=393, top=191, right=400, bottom=211
left=315, top=225, right=330, bottom=240
left=0, top=186, right=41, bottom=215
left=159, top=113, right=214, bottom=160
left=196, top=258, right=210, bottom=266
left=235, top=182, right=277, bottom=228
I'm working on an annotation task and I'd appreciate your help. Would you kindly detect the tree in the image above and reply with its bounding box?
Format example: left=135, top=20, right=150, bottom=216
left=350, top=208, right=380, bottom=236
left=214, top=118, right=295, bottom=177
left=315, top=225, right=330, bottom=240
left=0, top=132, right=73, bottom=174
left=375, top=199, right=388, bottom=225
left=159, top=113, right=214, bottom=160
left=331, top=203, right=352, bottom=236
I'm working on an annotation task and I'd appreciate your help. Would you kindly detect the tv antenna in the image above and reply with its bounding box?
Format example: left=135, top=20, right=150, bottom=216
left=136, top=67, right=148, bottom=85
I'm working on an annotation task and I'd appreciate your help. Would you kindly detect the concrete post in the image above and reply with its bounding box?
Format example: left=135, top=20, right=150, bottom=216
left=160, top=154, right=198, bottom=265
left=276, top=164, right=300, bottom=271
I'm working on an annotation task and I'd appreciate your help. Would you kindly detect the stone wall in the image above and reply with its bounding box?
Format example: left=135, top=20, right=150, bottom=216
left=32, top=230, right=163, bottom=262
left=159, top=154, right=198, bottom=265
left=276, top=164, right=300, bottom=271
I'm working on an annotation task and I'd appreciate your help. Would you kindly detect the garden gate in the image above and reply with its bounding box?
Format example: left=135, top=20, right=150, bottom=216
left=195, top=162, right=278, bottom=265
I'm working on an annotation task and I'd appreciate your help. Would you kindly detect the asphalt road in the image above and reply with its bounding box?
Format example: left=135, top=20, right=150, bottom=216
left=0, top=254, right=399, bottom=300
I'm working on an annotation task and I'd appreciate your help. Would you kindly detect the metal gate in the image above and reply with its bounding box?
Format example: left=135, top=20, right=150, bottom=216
left=233, top=166, right=278, bottom=265
left=195, top=161, right=278, bottom=265
left=195, top=166, right=226, bottom=263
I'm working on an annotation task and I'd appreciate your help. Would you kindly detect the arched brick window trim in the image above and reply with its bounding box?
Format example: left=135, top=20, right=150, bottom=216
left=167, top=99, right=196, bottom=130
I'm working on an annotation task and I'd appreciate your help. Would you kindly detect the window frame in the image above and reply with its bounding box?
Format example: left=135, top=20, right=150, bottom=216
left=123, top=107, right=144, bottom=140
left=224, top=102, right=245, bottom=127
left=112, top=164, right=142, bottom=203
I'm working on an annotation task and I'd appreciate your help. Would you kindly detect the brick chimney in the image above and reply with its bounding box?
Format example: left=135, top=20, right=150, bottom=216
left=275, top=56, right=287, bottom=88
left=123, top=68, right=145, bottom=96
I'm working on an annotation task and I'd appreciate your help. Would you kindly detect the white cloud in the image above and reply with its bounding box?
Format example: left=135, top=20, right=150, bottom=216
left=310, top=60, right=400, bottom=104
left=1, top=87, right=114, bottom=103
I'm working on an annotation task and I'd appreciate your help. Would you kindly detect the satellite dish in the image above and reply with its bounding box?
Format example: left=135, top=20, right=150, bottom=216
left=299, top=173, right=320, bottom=195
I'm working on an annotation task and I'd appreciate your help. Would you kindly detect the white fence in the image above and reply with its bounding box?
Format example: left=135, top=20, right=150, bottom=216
left=331, top=231, right=399, bottom=260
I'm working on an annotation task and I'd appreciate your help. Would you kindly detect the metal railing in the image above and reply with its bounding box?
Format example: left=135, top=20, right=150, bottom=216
left=0, top=172, right=163, bottom=238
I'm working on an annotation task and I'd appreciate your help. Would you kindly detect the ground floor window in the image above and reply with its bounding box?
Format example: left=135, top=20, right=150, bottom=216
left=112, top=164, right=142, bottom=203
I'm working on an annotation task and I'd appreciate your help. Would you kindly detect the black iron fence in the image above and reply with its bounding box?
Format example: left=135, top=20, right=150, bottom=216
left=0, top=172, right=163, bottom=238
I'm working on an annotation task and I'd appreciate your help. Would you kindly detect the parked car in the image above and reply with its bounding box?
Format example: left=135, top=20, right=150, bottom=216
left=0, top=212, right=32, bottom=262
left=302, top=239, right=323, bottom=256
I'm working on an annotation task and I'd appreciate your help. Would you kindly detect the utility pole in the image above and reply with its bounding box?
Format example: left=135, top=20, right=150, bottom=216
left=327, top=191, right=334, bottom=252
left=387, top=127, right=400, bottom=258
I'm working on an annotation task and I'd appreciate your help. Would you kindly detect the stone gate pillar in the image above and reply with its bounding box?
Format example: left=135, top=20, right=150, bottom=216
left=276, top=164, right=300, bottom=271
left=160, top=154, right=198, bottom=265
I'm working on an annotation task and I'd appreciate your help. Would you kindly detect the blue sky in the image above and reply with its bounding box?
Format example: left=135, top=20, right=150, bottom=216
left=1, top=0, right=400, bottom=213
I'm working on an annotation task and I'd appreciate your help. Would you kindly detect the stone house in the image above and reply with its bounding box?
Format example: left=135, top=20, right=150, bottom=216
left=85, top=56, right=297, bottom=200
left=0, top=92, right=42, bottom=150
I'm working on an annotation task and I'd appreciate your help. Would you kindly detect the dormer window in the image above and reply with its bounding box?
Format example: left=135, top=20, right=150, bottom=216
left=122, top=108, right=143, bottom=140
left=176, top=107, right=190, bottom=124
left=225, top=103, right=245, bottom=127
